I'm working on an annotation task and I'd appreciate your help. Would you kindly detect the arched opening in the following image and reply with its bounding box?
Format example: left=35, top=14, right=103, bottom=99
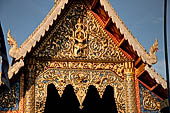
left=82, top=85, right=118, bottom=113
left=44, top=84, right=118, bottom=113
left=60, top=84, right=80, bottom=113
left=44, top=84, right=61, bottom=113
left=101, top=85, right=118, bottom=113
left=44, top=84, right=80, bottom=113
left=82, top=85, right=102, bottom=113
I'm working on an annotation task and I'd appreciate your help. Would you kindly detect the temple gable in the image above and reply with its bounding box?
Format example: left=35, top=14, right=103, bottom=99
left=0, top=0, right=167, bottom=113
left=32, top=0, right=128, bottom=62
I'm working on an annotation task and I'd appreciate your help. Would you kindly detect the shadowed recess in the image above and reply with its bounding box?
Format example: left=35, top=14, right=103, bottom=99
left=44, top=84, right=61, bottom=113
left=101, top=85, right=118, bottom=113
left=44, top=84, right=80, bottom=113
left=44, top=84, right=118, bottom=113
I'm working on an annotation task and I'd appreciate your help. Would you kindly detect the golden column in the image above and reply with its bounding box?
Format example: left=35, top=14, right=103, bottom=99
left=24, top=58, right=35, bottom=113
left=124, top=61, right=137, bottom=113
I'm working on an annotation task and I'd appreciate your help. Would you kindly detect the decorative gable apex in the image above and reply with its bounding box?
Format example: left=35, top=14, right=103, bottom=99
left=32, top=1, right=128, bottom=62
left=5, top=0, right=166, bottom=90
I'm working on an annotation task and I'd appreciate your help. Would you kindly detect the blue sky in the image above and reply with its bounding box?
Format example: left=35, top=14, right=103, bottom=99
left=0, top=0, right=169, bottom=79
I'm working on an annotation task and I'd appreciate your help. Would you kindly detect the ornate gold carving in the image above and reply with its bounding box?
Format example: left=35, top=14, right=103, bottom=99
left=142, top=88, right=160, bottom=111
left=35, top=66, right=125, bottom=113
left=26, top=1, right=129, bottom=113
left=32, top=0, right=127, bottom=62
left=24, top=59, right=36, bottom=113
left=124, top=61, right=137, bottom=113
left=72, top=18, right=88, bottom=57
left=0, top=83, right=19, bottom=110
left=19, top=73, right=24, bottom=112
left=36, top=61, right=124, bottom=79
left=114, top=83, right=126, bottom=113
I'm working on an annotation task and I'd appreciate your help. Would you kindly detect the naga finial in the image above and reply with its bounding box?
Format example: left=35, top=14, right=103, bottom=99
left=7, top=29, right=17, bottom=47
left=149, top=37, right=159, bottom=55
left=7, top=29, right=19, bottom=59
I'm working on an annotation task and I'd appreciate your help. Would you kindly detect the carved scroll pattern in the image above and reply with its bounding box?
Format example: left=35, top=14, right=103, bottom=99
left=31, top=1, right=128, bottom=113
left=32, top=0, right=127, bottom=62
left=142, top=88, right=160, bottom=111
left=0, top=82, right=20, bottom=111
left=34, top=61, right=126, bottom=113
left=35, top=61, right=125, bottom=79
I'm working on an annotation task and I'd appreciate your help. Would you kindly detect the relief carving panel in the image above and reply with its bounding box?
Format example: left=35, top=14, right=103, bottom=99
left=32, top=0, right=127, bottom=62
left=0, top=82, right=20, bottom=111
left=139, top=83, right=161, bottom=113
left=35, top=63, right=126, bottom=113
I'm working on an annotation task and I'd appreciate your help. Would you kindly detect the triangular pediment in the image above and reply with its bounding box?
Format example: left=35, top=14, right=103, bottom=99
left=32, top=0, right=127, bottom=62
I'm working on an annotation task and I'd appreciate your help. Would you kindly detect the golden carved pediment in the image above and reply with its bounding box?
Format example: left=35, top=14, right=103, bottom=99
left=35, top=61, right=126, bottom=112
left=32, top=0, right=127, bottom=62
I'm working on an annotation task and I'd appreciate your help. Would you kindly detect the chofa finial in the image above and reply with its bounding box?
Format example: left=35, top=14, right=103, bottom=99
left=7, top=29, right=19, bottom=58
left=149, top=37, right=159, bottom=55
left=7, top=29, right=17, bottom=47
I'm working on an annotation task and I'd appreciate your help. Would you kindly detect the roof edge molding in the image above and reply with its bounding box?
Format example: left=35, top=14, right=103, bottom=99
left=145, top=65, right=167, bottom=89
left=99, top=0, right=158, bottom=65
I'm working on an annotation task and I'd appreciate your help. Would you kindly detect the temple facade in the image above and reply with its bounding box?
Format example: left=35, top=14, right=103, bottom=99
left=0, top=0, right=168, bottom=113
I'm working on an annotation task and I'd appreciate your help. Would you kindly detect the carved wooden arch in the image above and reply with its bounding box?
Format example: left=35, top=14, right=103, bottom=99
left=34, top=63, right=126, bottom=113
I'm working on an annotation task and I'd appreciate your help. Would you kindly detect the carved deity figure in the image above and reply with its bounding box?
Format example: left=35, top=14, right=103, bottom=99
left=73, top=18, right=88, bottom=57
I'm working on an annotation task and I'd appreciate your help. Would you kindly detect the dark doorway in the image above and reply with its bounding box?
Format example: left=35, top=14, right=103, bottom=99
left=81, top=85, right=102, bottom=113
left=101, top=85, right=118, bottom=113
left=82, top=85, right=118, bottom=113
left=44, top=84, right=61, bottom=113
left=44, top=84, right=80, bottom=113
left=44, top=84, right=118, bottom=113
left=60, top=85, right=80, bottom=113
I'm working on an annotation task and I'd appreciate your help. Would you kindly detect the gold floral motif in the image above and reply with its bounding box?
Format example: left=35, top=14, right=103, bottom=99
left=124, top=61, right=137, bottom=113
left=142, top=88, right=160, bottom=111
left=24, top=63, right=35, bottom=113
left=0, top=83, right=19, bottom=110
left=35, top=67, right=125, bottom=113
left=32, top=0, right=127, bottom=62
left=36, top=61, right=124, bottom=79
